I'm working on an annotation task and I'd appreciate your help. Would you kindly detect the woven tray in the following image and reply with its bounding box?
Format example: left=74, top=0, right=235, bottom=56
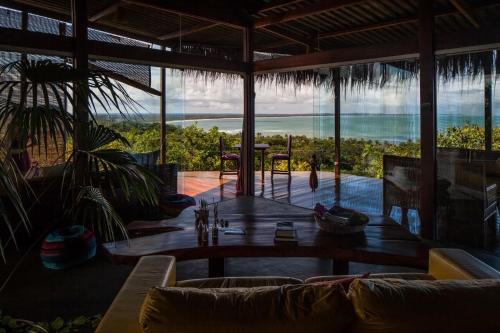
left=314, top=214, right=368, bottom=235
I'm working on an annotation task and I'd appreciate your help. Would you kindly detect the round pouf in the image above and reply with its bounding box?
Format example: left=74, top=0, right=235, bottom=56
left=41, top=225, right=96, bottom=270
left=160, top=194, right=196, bottom=217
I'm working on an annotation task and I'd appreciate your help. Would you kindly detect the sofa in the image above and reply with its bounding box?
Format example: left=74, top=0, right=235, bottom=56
left=96, top=249, right=500, bottom=333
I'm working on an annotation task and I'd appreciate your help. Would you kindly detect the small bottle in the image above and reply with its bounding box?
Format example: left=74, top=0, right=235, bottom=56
left=202, top=224, right=209, bottom=244
left=212, top=223, right=219, bottom=241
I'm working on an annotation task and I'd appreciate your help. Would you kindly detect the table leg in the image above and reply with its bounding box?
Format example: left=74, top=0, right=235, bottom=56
left=208, top=258, right=225, bottom=277
left=261, top=149, right=265, bottom=183
left=332, top=259, right=349, bottom=275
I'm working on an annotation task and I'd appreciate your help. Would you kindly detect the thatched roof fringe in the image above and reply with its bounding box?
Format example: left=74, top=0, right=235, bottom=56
left=179, top=50, right=497, bottom=90
left=437, top=53, right=487, bottom=82
left=171, top=68, right=241, bottom=84
left=254, top=60, right=420, bottom=92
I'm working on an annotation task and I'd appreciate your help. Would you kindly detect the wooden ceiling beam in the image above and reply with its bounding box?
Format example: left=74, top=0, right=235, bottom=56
left=121, top=0, right=249, bottom=29
left=261, top=26, right=320, bottom=52
left=254, top=0, right=366, bottom=28
left=157, top=23, right=220, bottom=41
left=0, top=27, right=248, bottom=73
left=318, top=16, right=418, bottom=39
left=449, top=0, right=480, bottom=28
left=254, top=23, right=500, bottom=73
left=254, top=39, right=418, bottom=73
left=258, top=0, right=305, bottom=13
left=89, top=2, right=120, bottom=22
left=316, top=1, right=496, bottom=40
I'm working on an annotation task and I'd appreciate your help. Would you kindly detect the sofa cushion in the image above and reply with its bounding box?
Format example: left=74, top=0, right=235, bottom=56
left=349, top=278, right=500, bottom=333
left=309, top=273, right=370, bottom=291
left=305, top=272, right=433, bottom=284
left=176, top=276, right=303, bottom=288
left=140, top=284, right=354, bottom=333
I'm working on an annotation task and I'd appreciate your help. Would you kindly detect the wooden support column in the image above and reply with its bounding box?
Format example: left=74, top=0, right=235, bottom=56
left=20, top=10, right=28, bottom=101
left=484, top=51, right=493, bottom=151
left=418, top=0, right=437, bottom=239
left=241, top=26, right=255, bottom=195
left=160, top=47, right=167, bottom=164
left=71, top=0, right=89, bottom=151
left=333, top=68, right=341, bottom=203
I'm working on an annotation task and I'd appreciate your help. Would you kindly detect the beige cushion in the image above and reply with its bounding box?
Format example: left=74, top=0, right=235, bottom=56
left=305, top=272, right=433, bottom=284
left=140, top=284, right=354, bottom=333
left=349, top=278, right=500, bottom=333
left=95, top=256, right=176, bottom=333
left=176, top=276, right=303, bottom=288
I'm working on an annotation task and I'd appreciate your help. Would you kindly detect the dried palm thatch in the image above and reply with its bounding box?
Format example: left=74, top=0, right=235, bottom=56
left=254, top=60, right=420, bottom=91
left=180, top=50, right=497, bottom=91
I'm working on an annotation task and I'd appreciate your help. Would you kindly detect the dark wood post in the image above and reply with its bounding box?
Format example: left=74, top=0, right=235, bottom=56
left=484, top=51, right=493, bottom=151
left=160, top=47, right=167, bottom=164
left=71, top=0, right=89, bottom=151
left=418, top=0, right=437, bottom=239
left=241, top=26, right=255, bottom=195
left=333, top=68, right=341, bottom=203
left=20, top=10, right=28, bottom=100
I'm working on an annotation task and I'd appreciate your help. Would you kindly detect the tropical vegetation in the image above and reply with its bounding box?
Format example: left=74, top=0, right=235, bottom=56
left=105, top=121, right=499, bottom=179
left=0, top=59, right=159, bottom=261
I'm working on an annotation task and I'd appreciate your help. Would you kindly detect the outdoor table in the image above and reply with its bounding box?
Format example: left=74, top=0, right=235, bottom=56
left=234, top=143, right=270, bottom=183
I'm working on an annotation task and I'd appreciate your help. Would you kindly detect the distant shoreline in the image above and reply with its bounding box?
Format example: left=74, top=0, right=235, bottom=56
left=97, top=112, right=485, bottom=123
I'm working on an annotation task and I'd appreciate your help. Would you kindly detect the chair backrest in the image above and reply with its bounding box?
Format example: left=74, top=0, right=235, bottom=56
left=287, top=135, right=293, bottom=155
left=132, top=150, right=160, bottom=169
left=219, top=136, right=225, bottom=156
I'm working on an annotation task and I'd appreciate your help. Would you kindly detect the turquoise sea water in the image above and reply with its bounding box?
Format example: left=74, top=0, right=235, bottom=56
left=166, top=114, right=500, bottom=143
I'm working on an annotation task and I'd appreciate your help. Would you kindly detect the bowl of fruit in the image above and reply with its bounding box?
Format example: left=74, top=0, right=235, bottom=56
left=313, top=203, right=369, bottom=235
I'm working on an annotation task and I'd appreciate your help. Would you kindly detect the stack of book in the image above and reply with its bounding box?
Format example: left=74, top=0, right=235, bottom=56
left=274, top=221, right=297, bottom=245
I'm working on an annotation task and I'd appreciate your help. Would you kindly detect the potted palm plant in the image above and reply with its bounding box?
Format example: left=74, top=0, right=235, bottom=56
left=0, top=58, right=159, bottom=267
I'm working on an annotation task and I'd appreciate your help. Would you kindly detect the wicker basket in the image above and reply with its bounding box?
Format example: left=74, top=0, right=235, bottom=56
left=314, top=214, right=368, bottom=235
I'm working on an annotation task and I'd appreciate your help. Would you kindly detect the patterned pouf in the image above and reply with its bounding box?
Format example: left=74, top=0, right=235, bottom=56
left=41, top=225, right=96, bottom=270
left=160, top=194, right=196, bottom=217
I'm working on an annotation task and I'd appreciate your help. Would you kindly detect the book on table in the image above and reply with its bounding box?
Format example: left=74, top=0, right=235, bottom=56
left=275, top=222, right=297, bottom=244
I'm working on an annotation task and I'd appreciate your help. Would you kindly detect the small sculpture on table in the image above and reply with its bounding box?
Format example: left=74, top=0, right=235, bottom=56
left=309, top=153, right=319, bottom=192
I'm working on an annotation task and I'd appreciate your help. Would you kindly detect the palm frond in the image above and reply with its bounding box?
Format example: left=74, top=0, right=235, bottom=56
left=0, top=59, right=141, bottom=121
left=0, top=157, right=30, bottom=263
left=63, top=123, right=159, bottom=209
left=71, top=186, right=128, bottom=242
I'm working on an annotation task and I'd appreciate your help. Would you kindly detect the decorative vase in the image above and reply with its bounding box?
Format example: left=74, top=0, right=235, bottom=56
left=309, top=154, right=319, bottom=192
left=41, top=225, right=96, bottom=270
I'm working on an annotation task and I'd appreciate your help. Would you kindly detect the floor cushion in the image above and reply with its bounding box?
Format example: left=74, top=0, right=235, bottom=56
left=41, top=225, right=96, bottom=270
left=140, top=284, right=354, bottom=333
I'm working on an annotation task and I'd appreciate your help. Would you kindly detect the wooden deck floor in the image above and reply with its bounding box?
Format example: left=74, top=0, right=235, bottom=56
left=177, top=171, right=383, bottom=215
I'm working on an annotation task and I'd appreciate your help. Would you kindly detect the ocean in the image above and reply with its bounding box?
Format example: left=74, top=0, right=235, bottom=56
left=166, top=114, right=500, bottom=143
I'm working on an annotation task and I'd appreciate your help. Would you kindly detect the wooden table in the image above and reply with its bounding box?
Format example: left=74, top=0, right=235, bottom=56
left=103, top=197, right=429, bottom=277
left=234, top=144, right=270, bottom=183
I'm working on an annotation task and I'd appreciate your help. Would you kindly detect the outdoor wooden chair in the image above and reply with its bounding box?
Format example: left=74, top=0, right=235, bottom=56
left=271, top=135, right=292, bottom=179
left=219, top=137, right=240, bottom=179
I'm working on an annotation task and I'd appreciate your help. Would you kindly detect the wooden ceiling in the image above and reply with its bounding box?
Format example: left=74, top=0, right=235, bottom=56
left=2, top=0, right=500, bottom=59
